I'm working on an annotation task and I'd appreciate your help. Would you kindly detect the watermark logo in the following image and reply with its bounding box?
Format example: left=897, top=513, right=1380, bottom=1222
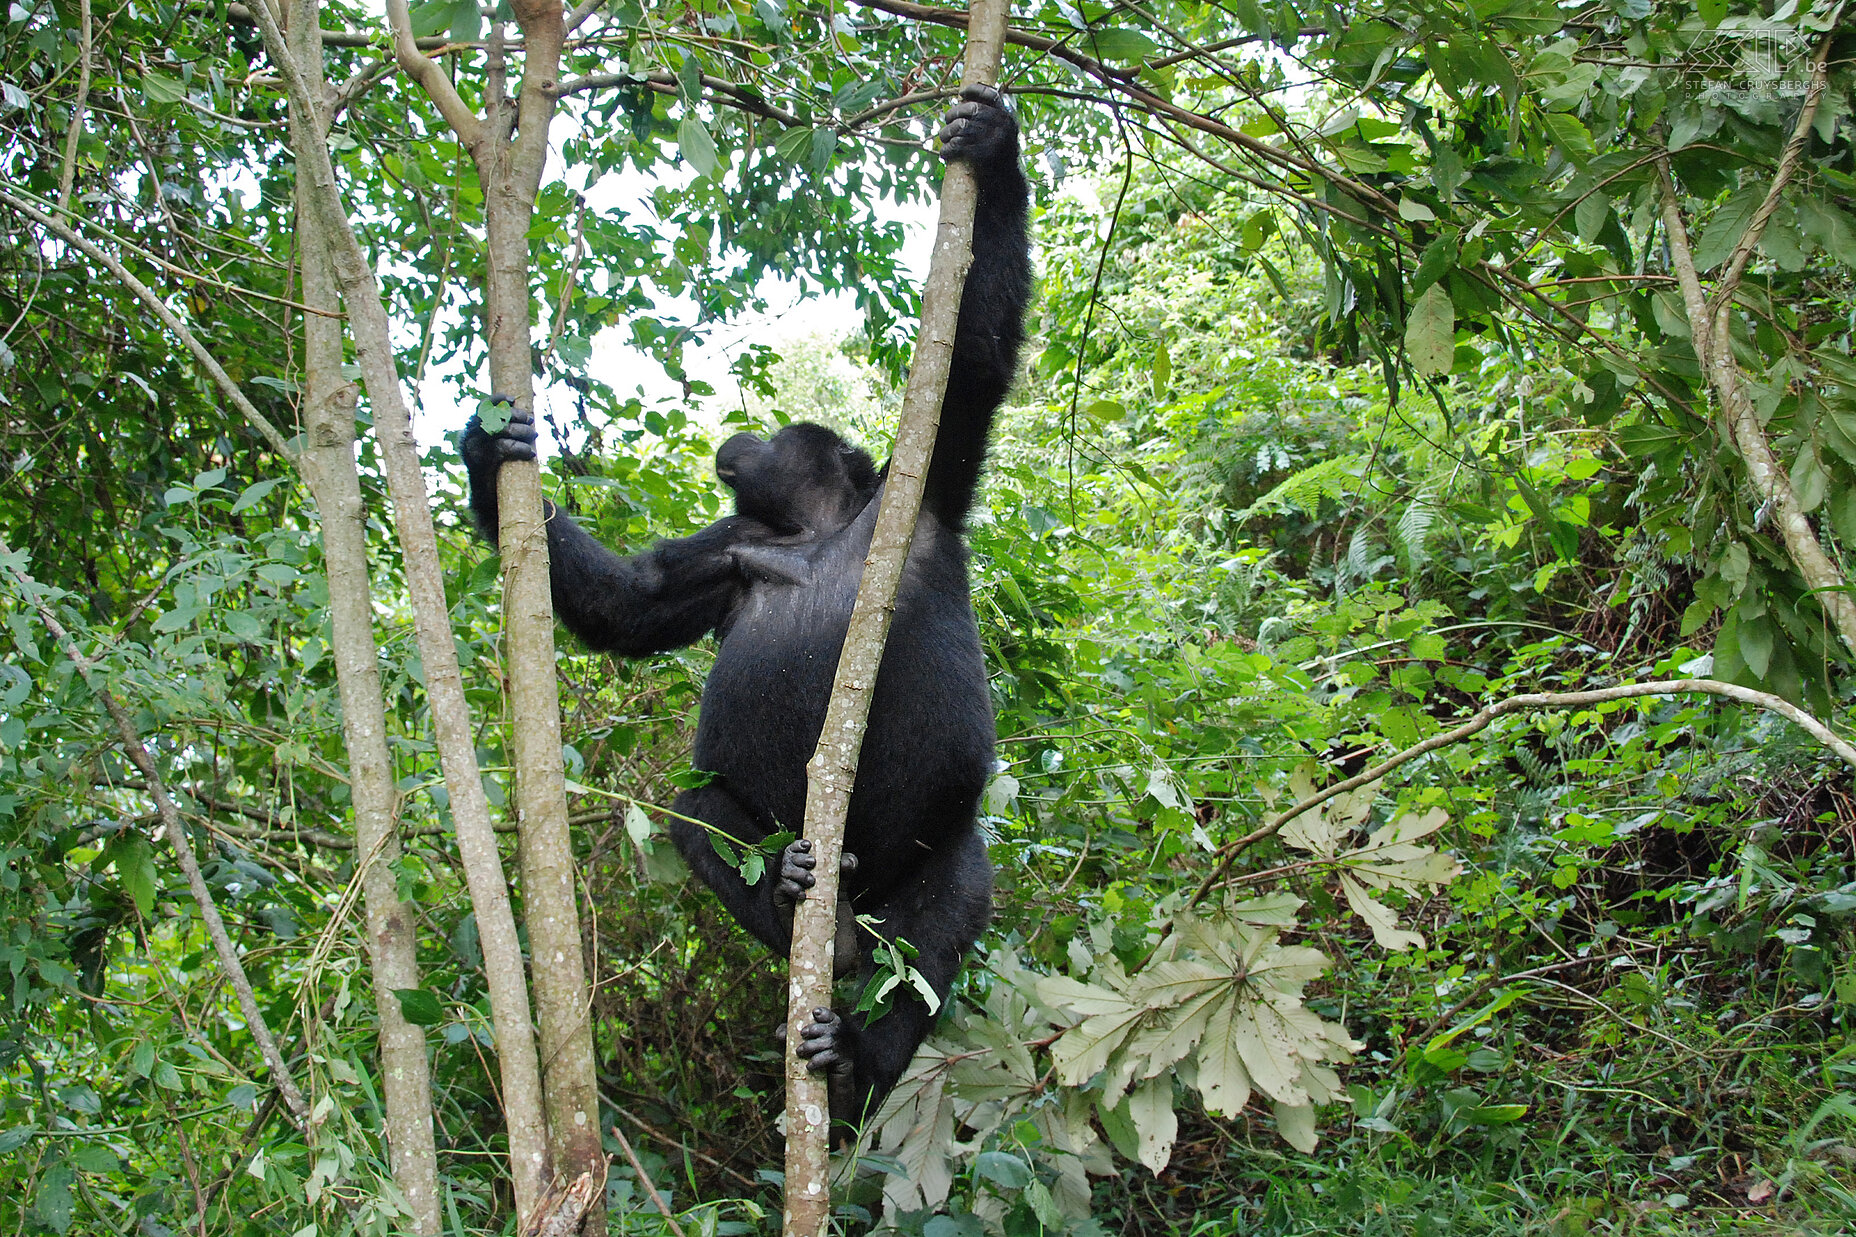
left=1688, top=22, right=1812, bottom=105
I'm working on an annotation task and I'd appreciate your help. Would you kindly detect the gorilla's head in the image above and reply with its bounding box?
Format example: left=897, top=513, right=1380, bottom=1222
left=715, top=423, right=879, bottom=536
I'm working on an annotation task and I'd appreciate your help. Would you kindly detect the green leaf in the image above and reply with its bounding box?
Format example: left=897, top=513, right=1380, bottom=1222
left=773, top=126, right=813, bottom=164
left=1152, top=338, right=1171, bottom=397
left=1086, top=29, right=1158, bottom=62
left=974, top=1150, right=1032, bottom=1189
left=0, top=1125, right=36, bottom=1153
left=1541, top=112, right=1594, bottom=158
left=230, top=477, right=284, bottom=513
left=142, top=73, right=186, bottom=105
left=1692, top=188, right=1765, bottom=272
left=678, top=117, right=720, bottom=179
left=1096, top=1097, right=1141, bottom=1162
left=1574, top=193, right=1609, bottom=243
left=1459, top=1102, right=1528, bottom=1125
left=1738, top=612, right=1774, bottom=678
left=1790, top=448, right=1828, bottom=513
left=69, top=1144, right=118, bottom=1174
left=393, top=988, right=446, bottom=1026
left=117, top=836, right=157, bottom=918
left=1798, top=196, right=1856, bottom=266
left=35, top=1163, right=74, bottom=1234
left=1405, top=284, right=1455, bottom=378
left=1617, top=423, right=1687, bottom=458
left=1240, top=209, right=1276, bottom=251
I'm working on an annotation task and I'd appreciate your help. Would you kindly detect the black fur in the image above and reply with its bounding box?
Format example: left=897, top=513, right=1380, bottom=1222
left=460, top=86, right=1031, bottom=1128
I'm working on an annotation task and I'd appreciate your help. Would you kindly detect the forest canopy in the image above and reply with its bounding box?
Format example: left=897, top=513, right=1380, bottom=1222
left=2, top=2, right=1856, bottom=1235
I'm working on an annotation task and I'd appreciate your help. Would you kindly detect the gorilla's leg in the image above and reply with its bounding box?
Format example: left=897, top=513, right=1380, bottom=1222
left=794, top=827, right=994, bottom=1130
left=668, top=782, right=788, bottom=951
left=669, top=785, right=861, bottom=957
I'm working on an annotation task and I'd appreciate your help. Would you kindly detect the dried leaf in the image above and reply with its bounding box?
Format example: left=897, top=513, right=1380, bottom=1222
left=1340, top=873, right=1426, bottom=950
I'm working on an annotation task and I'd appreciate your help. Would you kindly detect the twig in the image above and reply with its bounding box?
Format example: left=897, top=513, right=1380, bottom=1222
left=1190, top=678, right=1856, bottom=906
left=609, top=1124, right=688, bottom=1237
left=607, top=1098, right=759, bottom=1190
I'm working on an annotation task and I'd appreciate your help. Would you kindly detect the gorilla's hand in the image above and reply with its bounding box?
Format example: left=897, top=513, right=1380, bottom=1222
left=795, top=1007, right=855, bottom=1079
left=459, top=398, right=539, bottom=540
left=460, top=397, right=538, bottom=475
left=774, top=838, right=860, bottom=910
left=938, top=83, right=1017, bottom=169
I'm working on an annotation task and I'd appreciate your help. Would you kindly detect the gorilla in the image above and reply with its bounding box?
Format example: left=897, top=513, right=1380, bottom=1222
left=461, top=85, right=1030, bottom=1128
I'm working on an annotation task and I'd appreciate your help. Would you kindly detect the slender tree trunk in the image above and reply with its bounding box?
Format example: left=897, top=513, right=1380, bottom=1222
left=781, top=5, right=1009, bottom=1233
left=288, top=4, right=439, bottom=1228
left=245, top=2, right=552, bottom=1223
left=1655, top=27, right=1856, bottom=656
left=475, top=2, right=608, bottom=1209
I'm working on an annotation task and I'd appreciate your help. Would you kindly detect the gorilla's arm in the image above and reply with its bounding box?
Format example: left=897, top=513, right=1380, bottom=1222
left=543, top=513, right=759, bottom=656
left=924, top=85, right=1033, bottom=527
left=461, top=407, right=756, bottom=656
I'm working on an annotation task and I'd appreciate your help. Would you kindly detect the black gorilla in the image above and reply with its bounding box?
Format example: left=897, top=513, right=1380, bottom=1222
left=461, top=86, right=1030, bottom=1126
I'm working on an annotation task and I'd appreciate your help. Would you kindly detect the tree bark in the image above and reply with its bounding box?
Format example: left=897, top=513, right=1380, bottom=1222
left=243, top=1, right=552, bottom=1223
left=780, top=3, right=1010, bottom=1233
left=287, top=4, right=440, bottom=1228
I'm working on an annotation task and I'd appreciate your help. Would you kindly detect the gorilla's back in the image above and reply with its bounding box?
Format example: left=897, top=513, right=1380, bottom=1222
left=693, top=493, right=994, bottom=898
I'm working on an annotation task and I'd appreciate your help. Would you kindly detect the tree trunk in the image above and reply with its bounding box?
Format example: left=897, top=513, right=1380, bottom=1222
left=1654, top=33, right=1856, bottom=657
left=781, top=4, right=1010, bottom=1233
left=480, top=3, right=609, bottom=1211
left=288, top=3, right=440, bottom=1227
left=246, top=2, right=552, bottom=1223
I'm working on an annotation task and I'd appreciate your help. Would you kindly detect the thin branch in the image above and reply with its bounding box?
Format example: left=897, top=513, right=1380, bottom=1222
left=1712, top=16, right=1840, bottom=308
left=1190, top=679, right=1856, bottom=906
left=2, top=548, right=312, bottom=1132
left=384, top=0, right=486, bottom=148
left=56, top=0, right=91, bottom=211
left=227, top=2, right=449, bottom=49
left=0, top=189, right=298, bottom=459
left=609, top=1125, right=688, bottom=1237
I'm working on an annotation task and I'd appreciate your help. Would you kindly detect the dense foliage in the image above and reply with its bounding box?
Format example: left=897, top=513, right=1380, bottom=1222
left=2, top=1, right=1855, bottom=1235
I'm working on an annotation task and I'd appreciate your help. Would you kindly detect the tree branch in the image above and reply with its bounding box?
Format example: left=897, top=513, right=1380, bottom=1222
left=1, top=549, right=313, bottom=1134
left=0, top=189, right=298, bottom=460
left=1191, top=678, right=1856, bottom=906
left=56, top=0, right=91, bottom=211
left=1656, top=148, right=1856, bottom=653
left=1712, top=18, right=1839, bottom=309
left=781, top=3, right=1008, bottom=1232
left=385, top=0, right=485, bottom=148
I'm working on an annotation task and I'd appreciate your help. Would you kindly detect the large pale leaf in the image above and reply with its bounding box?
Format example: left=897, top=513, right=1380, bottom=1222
left=1405, top=283, right=1456, bottom=377
left=1230, top=997, right=1307, bottom=1103
left=1195, top=991, right=1255, bottom=1116
left=1037, top=975, right=1134, bottom=1018
left=1126, top=1076, right=1179, bottom=1174
left=1274, top=1101, right=1319, bottom=1152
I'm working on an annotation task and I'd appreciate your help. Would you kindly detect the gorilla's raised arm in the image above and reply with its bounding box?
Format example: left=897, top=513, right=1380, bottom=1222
left=923, top=85, right=1033, bottom=528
